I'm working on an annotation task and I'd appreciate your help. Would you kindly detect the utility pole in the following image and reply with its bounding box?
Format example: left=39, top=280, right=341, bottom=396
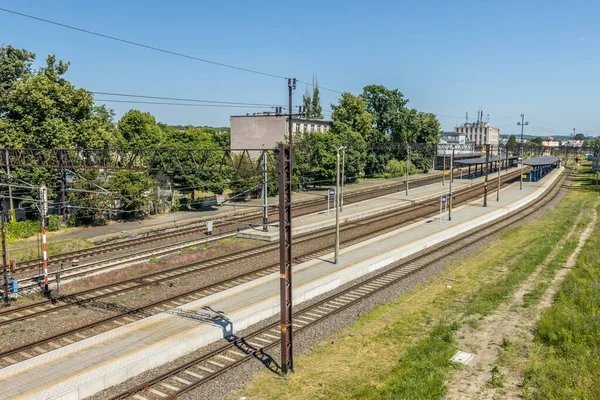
left=484, top=145, right=490, bottom=207
left=497, top=145, right=502, bottom=201
left=262, top=151, right=268, bottom=231
left=405, top=145, right=411, bottom=196
left=517, top=114, right=528, bottom=190
left=59, top=150, right=68, bottom=226
left=279, top=78, right=296, bottom=375
left=332, top=145, right=345, bottom=264
left=442, top=152, right=446, bottom=186
left=1, top=196, right=8, bottom=304
left=40, top=185, right=49, bottom=293
left=449, top=146, right=454, bottom=221
left=4, top=150, right=14, bottom=221
left=340, top=147, right=345, bottom=213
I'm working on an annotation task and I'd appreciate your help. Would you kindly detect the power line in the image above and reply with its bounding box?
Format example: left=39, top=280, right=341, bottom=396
left=0, top=8, right=287, bottom=80
left=91, top=92, right=283, bottom=108
left=0, top=7, right=343, bottom=94
left=94, top=99, right=279, bottom=109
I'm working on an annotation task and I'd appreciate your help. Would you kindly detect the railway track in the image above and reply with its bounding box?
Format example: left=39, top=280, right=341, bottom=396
left=108, top=169, right=567, bottom=400
left=0, top=169, right=522, bottom=368
left=13, top=173, right=445, bottom=285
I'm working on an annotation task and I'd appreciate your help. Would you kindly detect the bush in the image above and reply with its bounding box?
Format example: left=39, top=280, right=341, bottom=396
left=6, top=220, right=39, bottom=241
left=384, top=159, right=415, bottom=178
left=5, top=215, right=62, bottom=241
left=47, top=214, right=61, bottom=231
left=170, top=196, right=181, bottom=212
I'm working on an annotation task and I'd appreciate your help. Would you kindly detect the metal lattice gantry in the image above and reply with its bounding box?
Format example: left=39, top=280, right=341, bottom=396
left=0, top=148, right=278, bottom=173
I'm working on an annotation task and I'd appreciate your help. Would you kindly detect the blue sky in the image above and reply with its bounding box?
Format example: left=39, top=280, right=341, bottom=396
left=1, top=0, right=598, bottom=137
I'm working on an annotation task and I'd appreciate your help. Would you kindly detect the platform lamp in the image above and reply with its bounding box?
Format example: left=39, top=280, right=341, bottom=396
left=260, top=143, right=268, bottom=231
left=517, top=114, right=528, bottom=190
left=448, top=145, right=455, bottom=221
left=332, top=145, right=346, bottom=264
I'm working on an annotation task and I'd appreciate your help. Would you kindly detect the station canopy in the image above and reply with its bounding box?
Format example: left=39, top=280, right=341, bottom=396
left=454, top=155, right=519, bottom=166
left=523, top=156, right=561, bottom=166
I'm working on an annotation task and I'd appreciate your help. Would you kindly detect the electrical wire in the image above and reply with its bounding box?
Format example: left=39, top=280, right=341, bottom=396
left=93, top=99, right=279, bottom=109
left=0, top=7, right=343, bottom=94
left=91, top=92, right=284, bottom=108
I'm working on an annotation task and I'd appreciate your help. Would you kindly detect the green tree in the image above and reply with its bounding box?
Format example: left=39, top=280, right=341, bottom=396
left=0, top=45, right=120, bottom=218
left=574, top=133, right=586, bottom=140
left=311, top=78, right=323, bottom=118
left=118, top=110, right=162, bottom=148
left=110, top=170, right=154, bottom=218
left=360, top=85, right=414, bottom=175
left=0, top=45, right=35, bottom=99
left=163, top=126, right=228, bottom=198
left=0, top=49, right=118, bottom=149
left=302, top=87, right=312, bottom=119
left=529, top=136, right=544, bottom=146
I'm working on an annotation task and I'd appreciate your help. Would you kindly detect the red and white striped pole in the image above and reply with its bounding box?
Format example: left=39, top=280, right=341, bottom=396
left=40, top=186, right=48, bottom=293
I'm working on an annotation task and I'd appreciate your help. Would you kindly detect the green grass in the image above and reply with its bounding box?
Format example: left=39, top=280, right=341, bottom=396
left=7, top=237, right=93, bottom=262
left=353, top=322, right=459, bottom=400
left=461, top=199, right=583, bottom=318
left=520, top=208, right=591, bottom=308
left=522, top=200, right=600, bottom=400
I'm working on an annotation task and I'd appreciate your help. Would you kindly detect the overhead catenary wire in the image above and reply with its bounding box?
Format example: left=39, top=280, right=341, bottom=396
left=0, top=7, right=343, bottom=94
left=93, top=99, right=282, bottom=109
left=90, top=92, right=285, bottom=108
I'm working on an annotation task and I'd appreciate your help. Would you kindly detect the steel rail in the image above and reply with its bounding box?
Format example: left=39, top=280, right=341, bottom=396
left=0, top=171, right=522, bottom=366
left=13, top=173, right=444, bottom=278
left=0, top=170, right=515, bottom=325
left=108, top=170, right=567, bottom=400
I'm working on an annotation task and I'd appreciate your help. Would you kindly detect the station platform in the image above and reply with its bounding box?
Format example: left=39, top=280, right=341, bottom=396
left=11, top=171, right=440, bottom=246
left=0, top=168, right=563, bottom=400
left=238, top=168, right=518, bottom=241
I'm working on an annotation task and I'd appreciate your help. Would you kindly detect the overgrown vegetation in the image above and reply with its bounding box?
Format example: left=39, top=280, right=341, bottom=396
left=7, top=237, right=92, bottom=261
left=522, top=199, right=600, bottom=398
left=6, top=214, right=60, bottom=241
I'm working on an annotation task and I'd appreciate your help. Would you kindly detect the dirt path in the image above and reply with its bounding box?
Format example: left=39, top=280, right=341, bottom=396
left=444, top=199, right=599, bottom=400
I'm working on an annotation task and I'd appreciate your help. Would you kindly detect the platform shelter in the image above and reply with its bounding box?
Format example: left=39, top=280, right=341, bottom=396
left=523, top=156, right=561, bottom=182
left=454, top=155, right=519, bottom=179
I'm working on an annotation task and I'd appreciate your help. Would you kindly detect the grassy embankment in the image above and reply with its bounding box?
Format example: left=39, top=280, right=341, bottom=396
left=520, top=172, right=600, bottom=398
left=236, top=166, right=598, bottom=400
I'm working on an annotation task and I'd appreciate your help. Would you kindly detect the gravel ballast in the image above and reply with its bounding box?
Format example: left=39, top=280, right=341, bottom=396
left=89, top=181, right=568, bottom=400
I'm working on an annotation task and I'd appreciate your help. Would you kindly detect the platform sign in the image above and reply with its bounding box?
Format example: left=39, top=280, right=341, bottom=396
left=522, top=174, right=527, bottom=179
left=440, top=195, right=448, bottom=223
left=328, top=189, right=335, bottom=215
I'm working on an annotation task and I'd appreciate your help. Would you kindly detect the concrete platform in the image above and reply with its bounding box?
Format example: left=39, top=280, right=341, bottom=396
left=237, top=168, right=519, bottom=241
left=0, top=168, right=563, bottom=400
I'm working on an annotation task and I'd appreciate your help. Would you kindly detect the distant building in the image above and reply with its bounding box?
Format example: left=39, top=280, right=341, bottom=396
left=454, top=122, right=500, bottom=146
left=542, top=140, right=560, bottom=147
left=435, top=132, right=480, bottom=170
left=562, top=139, right=584, bottom=147
left=230, top=112, right=332, bottom=150
left=437, top=132, right=475, bottom=155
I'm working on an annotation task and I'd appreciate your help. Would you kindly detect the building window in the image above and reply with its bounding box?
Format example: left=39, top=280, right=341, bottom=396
left=311, top=124, right=315, bottom=132
left=304, top=124, right=307, bottom=132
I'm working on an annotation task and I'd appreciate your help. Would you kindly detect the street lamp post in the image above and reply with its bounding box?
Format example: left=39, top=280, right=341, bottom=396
left=341, top=147, right=345, bottom=213
left=517, top=114, right=528, bottom=190
left=449, top=146, right=455, bottom=221
left=332, top=145, right=346, bottom=264
left=496, top=145, right=502, bottom=201
left=405, top=145, right=411, bottom=196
